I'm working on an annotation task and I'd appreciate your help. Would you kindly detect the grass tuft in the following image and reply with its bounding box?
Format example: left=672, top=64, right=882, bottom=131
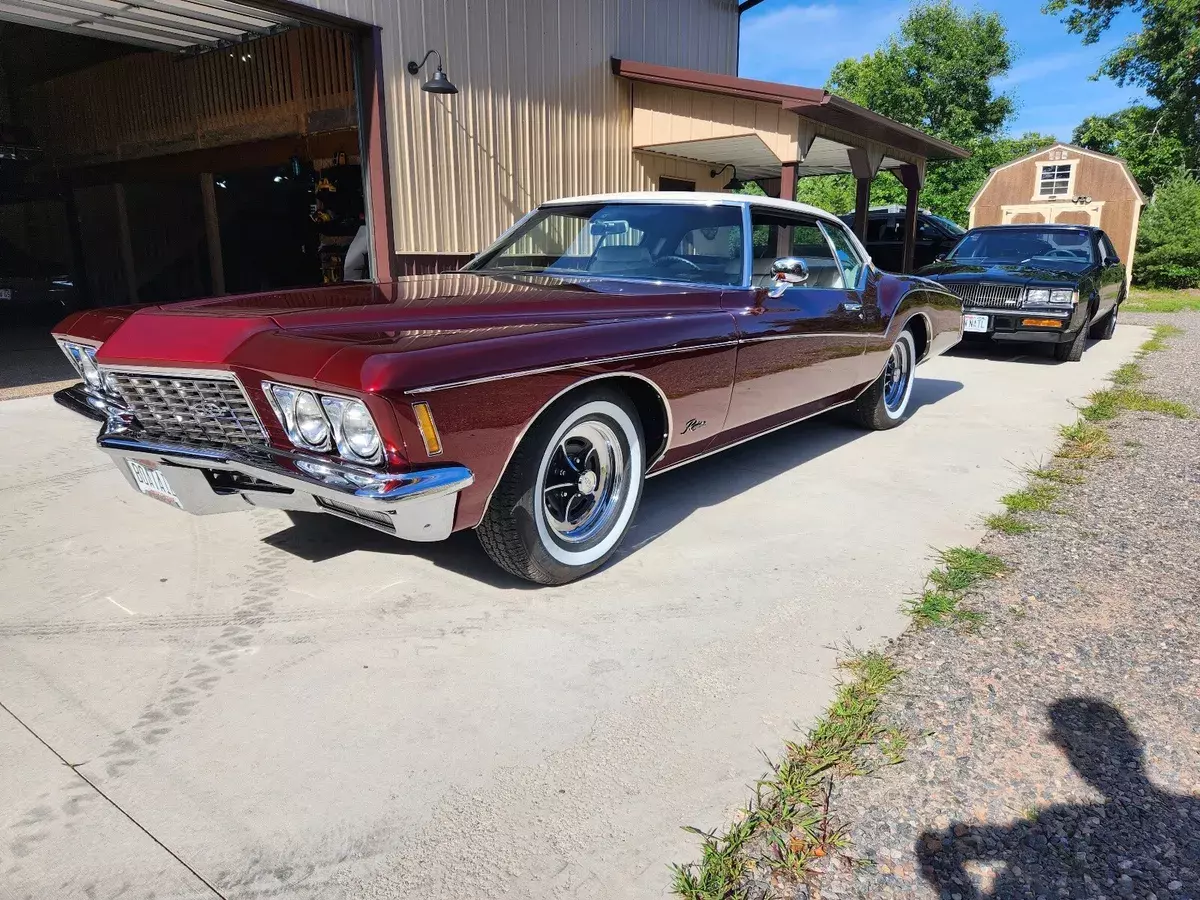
left=671, top=651, right=901, bottom=897
left=1110, top=362, right=1146, bottom=387
left=1057, top=419, right=1111, bottom=460
left=1000, top=481, right=1059, bottom=514
left=1028, top=466, right=1084, bottom=485
left=984, top=512, right=1035, bottom=535
left=1139, top=323, right=1184, bottom=355
left=1084, top=387, right=1191, bottom=421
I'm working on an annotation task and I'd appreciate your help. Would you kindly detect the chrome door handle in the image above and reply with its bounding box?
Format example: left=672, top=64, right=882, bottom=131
left=841, top=300, right=864, bottom=312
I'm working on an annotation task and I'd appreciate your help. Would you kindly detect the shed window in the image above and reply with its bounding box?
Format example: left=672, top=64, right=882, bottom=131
left=1038, top=163, right=1074, bottom=197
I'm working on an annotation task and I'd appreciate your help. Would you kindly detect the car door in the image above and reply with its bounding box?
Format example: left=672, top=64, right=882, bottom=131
left=1096, top=231, right=1125, bottom=313
left=720, top=209, right=875, bottom=433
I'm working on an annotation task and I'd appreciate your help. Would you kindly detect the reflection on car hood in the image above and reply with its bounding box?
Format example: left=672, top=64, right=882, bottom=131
left=916, top=260, right=1095, bottom=286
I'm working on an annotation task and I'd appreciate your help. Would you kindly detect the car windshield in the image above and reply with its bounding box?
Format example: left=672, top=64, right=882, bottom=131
left=468, top=202, right=745, bottom=286
left=948, top=228, right=1094, bottom=264
left=928, top=214, right=966, bottom=236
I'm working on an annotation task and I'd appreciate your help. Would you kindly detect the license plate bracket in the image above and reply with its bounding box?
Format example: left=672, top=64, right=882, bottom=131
left=127, top=459, right=183, bottom=508
left=963, top=313, right=989, bottom=333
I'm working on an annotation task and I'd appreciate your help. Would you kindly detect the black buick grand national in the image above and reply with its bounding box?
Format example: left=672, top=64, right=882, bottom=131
left=917, top=224, right=1126, bottom=362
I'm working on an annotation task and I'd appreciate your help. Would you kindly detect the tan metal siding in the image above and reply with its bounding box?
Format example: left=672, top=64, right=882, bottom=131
left=287, top=0, right=739, bottom=255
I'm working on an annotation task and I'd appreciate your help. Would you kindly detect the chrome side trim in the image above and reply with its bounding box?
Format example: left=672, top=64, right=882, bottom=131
left=406, top=340, right=738, bottom=395
left=966, top=307, right=1071, bottom=318
left=648, top=394, right=860, bottom=477
left=50, top=332, right=102, bottom=349
left=478, top=371, right=675, bottom=521
left=741, top=202, right=753, bottom=290
left=741, top=331, right=869, bottom=343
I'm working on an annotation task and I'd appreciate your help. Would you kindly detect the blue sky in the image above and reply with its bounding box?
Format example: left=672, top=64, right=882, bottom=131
left=738, top=1, right=1148, bottom=141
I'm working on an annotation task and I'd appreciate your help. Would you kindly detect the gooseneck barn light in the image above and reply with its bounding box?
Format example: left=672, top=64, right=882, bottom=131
left=710, top=164, right=744, bottom=191
left=407, top=49, right=459, bottom=95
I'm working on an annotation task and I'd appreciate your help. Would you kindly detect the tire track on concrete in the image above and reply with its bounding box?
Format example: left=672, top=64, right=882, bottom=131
left=1, top=510, right=294, bottom=894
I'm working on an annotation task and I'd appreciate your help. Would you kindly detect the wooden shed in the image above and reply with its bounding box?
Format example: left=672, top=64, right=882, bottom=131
left=968, top=143, right=1145, bottom=286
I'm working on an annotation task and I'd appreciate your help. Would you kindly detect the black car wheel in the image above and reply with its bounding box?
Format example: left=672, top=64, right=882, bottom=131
left=1054, top=322, right=1089, bottom=362
left=848, top=328, right=917, bottom=430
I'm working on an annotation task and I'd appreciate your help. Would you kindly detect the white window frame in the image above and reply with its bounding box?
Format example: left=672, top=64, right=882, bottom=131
left=1033, top=160, right=1077, bottom=201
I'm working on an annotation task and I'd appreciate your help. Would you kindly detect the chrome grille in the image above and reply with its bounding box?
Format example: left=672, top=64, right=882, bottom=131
left=107, top=371, right=265, bottom=449
left=942, top=282, right=1025, bottom=309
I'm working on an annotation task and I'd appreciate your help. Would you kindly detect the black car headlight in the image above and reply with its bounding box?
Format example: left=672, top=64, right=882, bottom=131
left=1024, top=288, right=1076, bottom=308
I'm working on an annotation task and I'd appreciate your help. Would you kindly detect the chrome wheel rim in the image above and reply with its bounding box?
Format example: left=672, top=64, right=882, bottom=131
left=541, top=420, right=626, bottom=544
left=883, top=338, right=912, bottom=414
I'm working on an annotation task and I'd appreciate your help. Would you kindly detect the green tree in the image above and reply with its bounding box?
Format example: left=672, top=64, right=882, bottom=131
left=1045, top=0, right=1200, bottom=167
left=1072, top=104, right=1186, bottom=193
left=1133, top=172, right=1200, bottom=288
left=792, top=1, right=1053, bottom=225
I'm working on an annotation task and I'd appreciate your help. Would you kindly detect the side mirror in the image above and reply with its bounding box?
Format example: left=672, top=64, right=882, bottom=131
left=934, top=252, right=947, bottom=262
left=1106, top=256, right=1121, bottom=267
left=770, top=257, right=809, bottom=284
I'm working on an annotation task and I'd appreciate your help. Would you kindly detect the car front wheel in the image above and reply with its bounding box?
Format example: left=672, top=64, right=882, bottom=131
left=477, top=388, right=645, bottom=585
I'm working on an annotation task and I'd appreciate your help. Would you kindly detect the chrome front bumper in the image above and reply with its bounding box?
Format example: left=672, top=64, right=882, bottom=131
left=60, top=385, right=473, bottom=542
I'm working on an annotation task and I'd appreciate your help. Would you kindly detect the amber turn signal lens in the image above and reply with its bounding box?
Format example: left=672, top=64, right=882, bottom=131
left=412, top=401, right=443, bottom=456
left=1021, top=318, right=1065, bottom=328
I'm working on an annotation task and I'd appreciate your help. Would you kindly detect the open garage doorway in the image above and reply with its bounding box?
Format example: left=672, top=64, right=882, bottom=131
left=0, top=5, right=382, bottom=398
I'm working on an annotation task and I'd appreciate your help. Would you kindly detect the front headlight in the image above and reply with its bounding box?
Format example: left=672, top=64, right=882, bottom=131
left=57, top=340, right=103, bottom=390
left=1024, top=288, right=1050, bottom=306
left=1024, top=288, right=1076, bottom=308
left=263, top=382, right=383, bottom=465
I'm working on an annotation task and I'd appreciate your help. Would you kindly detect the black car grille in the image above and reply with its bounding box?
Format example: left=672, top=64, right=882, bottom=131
left=108, top=371, right=266, bottom=450
left=943, top=282, right=1024, bottom=308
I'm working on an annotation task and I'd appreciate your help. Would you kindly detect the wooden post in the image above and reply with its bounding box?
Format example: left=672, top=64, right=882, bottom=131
left=852, top=177, right=871, bottom=241
left=357, top=28, right=396, bottom=283
left=847, top=147, right=882, bottom=243
left=780, top=161, right=799, bottom=203
left=894, top=163, right=925, bottom=274
left=200, top=173, right=226, bottom=296
left=114, top=183, right=138, bottom=304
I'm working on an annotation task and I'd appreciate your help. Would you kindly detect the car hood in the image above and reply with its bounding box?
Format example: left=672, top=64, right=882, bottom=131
left=916, top=260, right=1095, bottom=286
left=84, top=273, right=731, bottom=390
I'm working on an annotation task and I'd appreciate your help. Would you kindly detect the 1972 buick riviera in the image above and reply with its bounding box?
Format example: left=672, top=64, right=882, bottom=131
left=52, top=193, right=961, bottom=584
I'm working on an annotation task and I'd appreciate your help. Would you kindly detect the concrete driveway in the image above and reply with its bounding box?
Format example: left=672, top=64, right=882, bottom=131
left=0, top=326, right=1146, bottom=900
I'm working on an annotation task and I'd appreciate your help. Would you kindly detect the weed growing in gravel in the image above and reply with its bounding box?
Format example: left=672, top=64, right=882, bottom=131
left=1001, top=481, right=1059, bottom=513
left=906, top=548, right=1005, bottom=628
left=880, top=728, right=909, bottom=765
left=1057, top=419, right=1111, bottom=460
left=1029, top=466, right=1084, bottom=485
left=1139, top=323, right=1184, bottom=355
left=1111, top=362, right=1146, bottom=386
left=1084, top=388, right=1192, bottom=421
left=984, top=512, right=1035, bottom=534
left=671, top=651, right=900, bottom=898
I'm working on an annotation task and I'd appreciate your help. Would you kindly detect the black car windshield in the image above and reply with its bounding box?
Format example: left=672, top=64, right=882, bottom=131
left=468, top=202, right=745, bottom=286
left=928, top=214, right=966, bottom=236
left=948, top=228, right=1095, bottom=264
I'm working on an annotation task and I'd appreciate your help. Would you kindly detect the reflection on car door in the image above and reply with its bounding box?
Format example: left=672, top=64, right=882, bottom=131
left=1097, top=231, right=1124, bottom=314
left=721, top=212, right=875, bottom=434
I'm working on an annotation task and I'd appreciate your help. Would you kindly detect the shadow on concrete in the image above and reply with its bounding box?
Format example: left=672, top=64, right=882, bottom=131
left=0, top=327, right=77, bottom=399
left=263, top=377, right=963, bottom=585
left=947, top=336, right=1099, bottom=367
left=916, top=698, right=1200, bottom=898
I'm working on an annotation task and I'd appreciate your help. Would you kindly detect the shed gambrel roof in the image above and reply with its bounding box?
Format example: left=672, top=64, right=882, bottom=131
left=967, top=143, right=1146, bottom=210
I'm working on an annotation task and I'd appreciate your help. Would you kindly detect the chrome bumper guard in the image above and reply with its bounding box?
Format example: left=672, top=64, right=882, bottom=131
left=54, top=383, right=122, bottom=422
left=90, top=414, right=472, bottom=542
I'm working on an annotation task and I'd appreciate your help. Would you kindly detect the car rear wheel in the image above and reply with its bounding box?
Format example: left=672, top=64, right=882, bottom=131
left=847, top=328, right=917, bottom=430
left=477, top=388, right=645, bottom=585
left=1088, top=303, right=1118, bottom=340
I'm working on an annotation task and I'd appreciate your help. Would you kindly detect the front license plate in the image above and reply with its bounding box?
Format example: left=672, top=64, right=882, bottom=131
left=963, top=314, right=990, bottom=333
left=0, top=289, right=11, bottom=300
left=127, top=459, right=182, bottom=508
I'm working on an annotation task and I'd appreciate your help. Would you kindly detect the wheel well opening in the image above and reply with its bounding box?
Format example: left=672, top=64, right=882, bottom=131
left=546, top=375, right=669, bottom=467
left=610, top=377, right=670, bottom=465
left=906, top=314, right=930, bottom=361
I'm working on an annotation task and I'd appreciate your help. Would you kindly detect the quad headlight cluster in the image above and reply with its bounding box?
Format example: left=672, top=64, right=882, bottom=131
left=262, top=382, right=384, bottom=465
left=56, top=340, right=121, bottom=397
left=1024, top=288, right=1076, bottom=308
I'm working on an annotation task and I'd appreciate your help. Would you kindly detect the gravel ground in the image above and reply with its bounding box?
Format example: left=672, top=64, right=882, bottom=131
left=789, top=313, right=1200, bottom=900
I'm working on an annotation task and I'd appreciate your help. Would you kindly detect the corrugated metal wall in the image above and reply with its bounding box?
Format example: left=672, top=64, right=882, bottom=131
left=289, top=0, right=740, bottom=255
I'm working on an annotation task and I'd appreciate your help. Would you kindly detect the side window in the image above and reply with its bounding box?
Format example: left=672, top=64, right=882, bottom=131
left=748, top=210, right=844, bottom=289
left=1100, top=233, right=1119, bottom=263
left=820, top=222, right=866, bottom=289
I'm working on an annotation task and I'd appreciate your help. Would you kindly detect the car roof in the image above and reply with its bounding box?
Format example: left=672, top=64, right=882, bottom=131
left=542, top=191, right=847, bottom=228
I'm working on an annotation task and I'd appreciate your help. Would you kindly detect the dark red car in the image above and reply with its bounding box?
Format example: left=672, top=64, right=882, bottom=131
left=52, top=193, right=961, bottom=584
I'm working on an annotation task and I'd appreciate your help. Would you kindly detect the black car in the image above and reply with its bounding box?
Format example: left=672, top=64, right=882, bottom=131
left=838, top=205, right=965, bottom=272
left=917, top=224, right=1125, bottom=362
